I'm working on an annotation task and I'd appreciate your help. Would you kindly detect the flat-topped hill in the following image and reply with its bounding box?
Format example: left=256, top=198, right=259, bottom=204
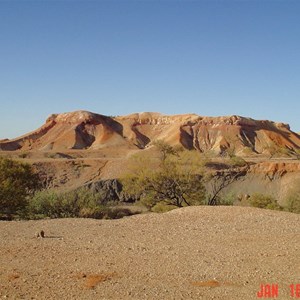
left=1, top=110, right=299, bottom=156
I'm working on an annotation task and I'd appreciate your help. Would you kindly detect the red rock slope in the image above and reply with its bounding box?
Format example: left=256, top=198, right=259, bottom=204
left=1, top=110, right=300, bottom=155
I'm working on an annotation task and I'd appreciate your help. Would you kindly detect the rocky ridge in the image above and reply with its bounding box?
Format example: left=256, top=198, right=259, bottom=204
left=1, top=111, right=299, bottom=156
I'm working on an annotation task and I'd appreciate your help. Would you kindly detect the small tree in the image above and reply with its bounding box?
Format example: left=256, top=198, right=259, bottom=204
left=206, top=165, right=248, bottom=206
left=0, top=158, right=40, bottom=219
left=152, top=139, right=178, bottom=161
left=122, top=147, right=206, bottom=210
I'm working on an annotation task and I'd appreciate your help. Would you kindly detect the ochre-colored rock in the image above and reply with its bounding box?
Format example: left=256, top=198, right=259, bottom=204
left=1, top=110, right=299, bottom=155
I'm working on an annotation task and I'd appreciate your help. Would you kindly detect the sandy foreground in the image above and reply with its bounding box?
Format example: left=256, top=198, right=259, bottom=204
left=0, top=206, right=299, bottom=300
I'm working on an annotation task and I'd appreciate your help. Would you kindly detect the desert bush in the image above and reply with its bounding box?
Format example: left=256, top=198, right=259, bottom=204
left=294, top=149, right=300, bottom=160
left=122, top=147, right=206, bottom=210
left=286, top=197, right=300, bottom=214
left=285, top=188, right=300, bottom=214
left=249, top=193, right=282, bottom=210
left=29, top=188, right=136, bottom=219
left=229, top=156, right=248, bottom=167
left=78, top=206, right=107, bottom=219
left=151, top=202, right=178, bottom=213
left=77, top=205, right=135, bottom=219
left=152, top=139, right=179, bottom=161
left=105, top=207, right=135, bottom=219
left=0, top=158, right=40, bottom=219
left=18, top=152, right=28, bottom=159
left=29, top=188, right=103, bottom=218
left=218, top=192, right=236, bottom=206
left=241, top=147, right=256, bottom=156
left=268, top=142, right=291, bottom=158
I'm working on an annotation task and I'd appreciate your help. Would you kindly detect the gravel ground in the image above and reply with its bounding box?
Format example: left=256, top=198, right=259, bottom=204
left=0, top=206, right=299, bottom=300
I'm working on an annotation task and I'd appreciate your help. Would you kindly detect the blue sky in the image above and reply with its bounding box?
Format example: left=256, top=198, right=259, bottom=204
left=1, top=0, right=300, bottom=139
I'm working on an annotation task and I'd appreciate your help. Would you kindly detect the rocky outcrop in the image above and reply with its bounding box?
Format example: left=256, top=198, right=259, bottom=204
left=249, top=161, right=300, bottom=180
left=1, top=110, right=300, bottom=156
left=83, top=179, right=137, bottom=203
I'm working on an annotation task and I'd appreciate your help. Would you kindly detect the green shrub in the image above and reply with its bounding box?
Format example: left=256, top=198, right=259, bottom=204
left=105, top=207, right=135, bottom=219
left=285, top=192, right=300, bottom=214
left=268, top=143, right=291, bottom=158
left=249, top=193, right=282, bottom=210
left=78, top=206, right=108, bottom=219
left=122, top=148, right=206, bottom=209
left=218, top=192, right=236, bottom=206
left=18, top=152, right=28, bottom=159
left=151, top=202, right=177, bottom=213
left=294, top=149, right=300, bottom=160
left=28, top=188, right=137, bottom=219
left=29, top=188, right=102, bottom=218
left=229, top=156, right=248, bottom=167
left=0, top=158, right=40, bottom=219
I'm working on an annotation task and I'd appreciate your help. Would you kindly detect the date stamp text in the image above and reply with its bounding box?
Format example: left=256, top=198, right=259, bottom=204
left=257, top=283, right=300, bottom=298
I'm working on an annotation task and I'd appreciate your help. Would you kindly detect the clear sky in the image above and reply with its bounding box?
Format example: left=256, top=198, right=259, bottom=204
left=1, top=0, right=300, bottom=139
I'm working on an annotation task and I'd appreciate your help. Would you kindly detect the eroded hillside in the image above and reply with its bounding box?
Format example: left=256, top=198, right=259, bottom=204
left=1, top=110, right=300, bottom=156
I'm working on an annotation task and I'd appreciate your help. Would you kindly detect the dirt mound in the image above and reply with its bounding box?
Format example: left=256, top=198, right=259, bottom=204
left=0, top=206, right=299, bottom=299
left=1, top=110, right=300, bottom=155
